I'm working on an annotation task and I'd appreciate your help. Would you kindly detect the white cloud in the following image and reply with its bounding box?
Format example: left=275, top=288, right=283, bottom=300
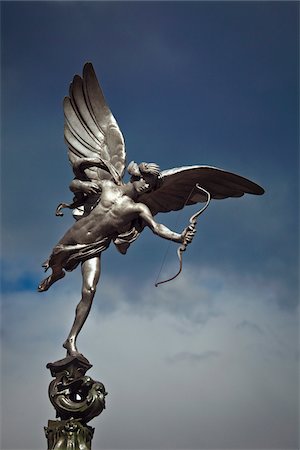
left=1, top=265, right=298, bottom=449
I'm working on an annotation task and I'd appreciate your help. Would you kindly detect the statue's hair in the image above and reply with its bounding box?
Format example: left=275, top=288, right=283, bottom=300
left=127, top=161, right=161, bottom=178
left=127, top=161, right=141, bottom=177
left=138, top=162, right=160, bottom=177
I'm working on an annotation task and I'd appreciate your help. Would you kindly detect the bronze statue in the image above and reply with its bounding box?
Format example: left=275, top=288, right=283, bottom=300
left=38, top=63, right=264, bottom=357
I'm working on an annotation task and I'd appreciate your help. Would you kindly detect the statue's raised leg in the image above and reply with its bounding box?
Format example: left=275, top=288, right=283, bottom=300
left=38, top=267, right=65, bottom=292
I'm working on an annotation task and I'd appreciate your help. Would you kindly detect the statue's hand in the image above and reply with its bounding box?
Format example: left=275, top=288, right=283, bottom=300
left=181, top=223, right=197, bottom=248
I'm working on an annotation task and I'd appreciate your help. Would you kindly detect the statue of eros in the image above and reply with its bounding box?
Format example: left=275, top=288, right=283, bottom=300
left=38, top=63, right=264, bottom=357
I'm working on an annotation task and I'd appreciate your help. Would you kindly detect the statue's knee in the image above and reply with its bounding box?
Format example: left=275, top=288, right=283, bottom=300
left=82, top=285, right=96, bottom=298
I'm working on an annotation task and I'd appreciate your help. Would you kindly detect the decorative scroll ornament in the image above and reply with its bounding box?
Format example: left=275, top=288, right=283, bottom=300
left=155, top=184, right=211, bottom=287
left=47, top=355, right=107, bottom=423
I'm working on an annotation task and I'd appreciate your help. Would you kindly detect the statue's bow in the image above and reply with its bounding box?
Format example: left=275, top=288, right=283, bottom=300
left=155, top=184, right=211, bottom=287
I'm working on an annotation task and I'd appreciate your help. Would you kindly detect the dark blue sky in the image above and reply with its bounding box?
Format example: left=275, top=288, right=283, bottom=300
left=1, top=2, right=299, bottom=449
left=2, top=1, right=298, bottom=288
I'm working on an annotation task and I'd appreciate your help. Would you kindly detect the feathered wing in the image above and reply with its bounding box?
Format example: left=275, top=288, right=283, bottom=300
left=114, top=165, right=264, bottom=254
left=138, top=165, right=265, bottom=215
left=64, top=62, right=126, bottom=183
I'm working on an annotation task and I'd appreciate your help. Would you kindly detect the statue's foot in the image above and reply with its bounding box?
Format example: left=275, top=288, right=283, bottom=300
left=38, top=276, right=52, bottom=292
left=63, top=339, right=82, bottom=357
left=38, top=271, right=65, bottom=292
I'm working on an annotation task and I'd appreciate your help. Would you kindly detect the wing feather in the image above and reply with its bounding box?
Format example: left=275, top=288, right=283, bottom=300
left=64, top=126, right=97, bottom=159
left=69, top=76, right=106, bottom=149
left=64, top=63, right=126, bottom=182
left=83, top=64, right=125, bottom=170
left=64, top=100, right=104, bottom=155
left=139, top=166, right=264, bottom=215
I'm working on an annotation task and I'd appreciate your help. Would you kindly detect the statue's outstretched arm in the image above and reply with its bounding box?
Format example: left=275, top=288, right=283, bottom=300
left=138, top=204, right=195, bottom=244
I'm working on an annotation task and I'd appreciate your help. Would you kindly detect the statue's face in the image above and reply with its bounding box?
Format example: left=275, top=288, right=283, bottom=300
left=133, top=174, right=156, bottom=194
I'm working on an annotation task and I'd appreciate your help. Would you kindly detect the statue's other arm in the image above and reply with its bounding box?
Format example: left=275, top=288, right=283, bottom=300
left=55, top=177, right=102, bottom=217
left=70, top=179, right=101, bottom=196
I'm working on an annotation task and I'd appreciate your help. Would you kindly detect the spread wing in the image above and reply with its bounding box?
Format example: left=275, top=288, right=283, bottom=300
left=114, top=165, right=264, bottom=255
left=138, top=165, right=265, bottom=215
left=64, top=62, right=126, bottom=183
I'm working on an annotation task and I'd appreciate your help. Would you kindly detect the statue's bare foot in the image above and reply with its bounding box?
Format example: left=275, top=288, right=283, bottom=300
left=63, top=338, right=82, bottom=357
left=38, top=270, right=65, bottom=292
left=38, top=276, right=52, bottom=292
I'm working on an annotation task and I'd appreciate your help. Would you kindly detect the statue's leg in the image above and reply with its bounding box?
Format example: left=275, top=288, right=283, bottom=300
left=38, top=266, right=65, bottom=292
left=63, top=256, right=101, bottom=356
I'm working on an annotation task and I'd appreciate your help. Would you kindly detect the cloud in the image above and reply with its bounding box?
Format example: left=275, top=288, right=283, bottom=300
left=1, top=265, right=298, bottom=450
left=236, top=320, right=264, bottom=335
left=167, top=350, right=220, bottom=365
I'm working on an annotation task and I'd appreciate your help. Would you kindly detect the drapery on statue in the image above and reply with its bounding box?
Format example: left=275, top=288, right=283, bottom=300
left=38, top=63, right=264, bottom=357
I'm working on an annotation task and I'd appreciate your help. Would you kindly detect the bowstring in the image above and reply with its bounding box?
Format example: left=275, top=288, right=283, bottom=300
left=154, top=185, right=197, bottom=286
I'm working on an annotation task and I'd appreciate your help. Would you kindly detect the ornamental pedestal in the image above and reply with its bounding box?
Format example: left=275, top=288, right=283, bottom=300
left=45, top=355, right=107, bottom=450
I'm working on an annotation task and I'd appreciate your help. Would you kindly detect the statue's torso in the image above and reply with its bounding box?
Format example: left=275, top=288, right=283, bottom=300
left=61, top=181, right=140, bottom=245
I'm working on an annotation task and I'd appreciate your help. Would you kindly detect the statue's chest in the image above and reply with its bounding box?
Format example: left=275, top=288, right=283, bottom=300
left=101, top=187, right=122, bottom=207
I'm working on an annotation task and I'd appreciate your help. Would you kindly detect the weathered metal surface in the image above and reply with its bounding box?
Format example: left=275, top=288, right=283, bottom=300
left=39, top=63, right=264, bottom=358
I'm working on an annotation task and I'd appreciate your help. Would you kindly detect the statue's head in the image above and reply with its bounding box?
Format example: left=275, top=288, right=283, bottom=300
left=127, top=161, right=161, bottom=194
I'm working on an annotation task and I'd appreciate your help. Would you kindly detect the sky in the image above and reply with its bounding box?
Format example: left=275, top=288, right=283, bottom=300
left=1, top=1, right=299, bottom=449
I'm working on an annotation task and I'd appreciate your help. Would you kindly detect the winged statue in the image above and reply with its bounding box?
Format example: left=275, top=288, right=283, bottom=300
left=38, top=63, right=264, bottom=357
